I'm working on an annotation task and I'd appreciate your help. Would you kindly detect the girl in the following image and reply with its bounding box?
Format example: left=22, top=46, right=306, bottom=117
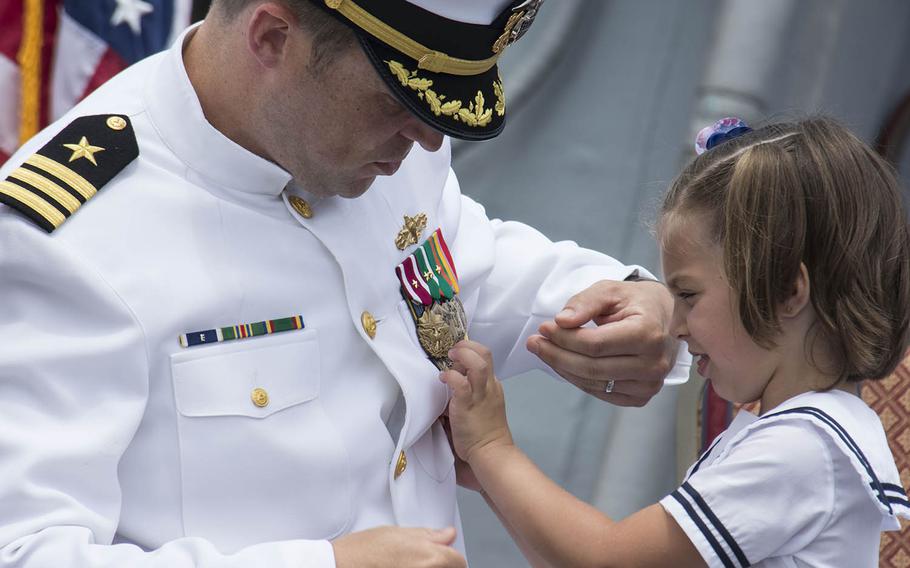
left=441, top=117, right=910, bottom=567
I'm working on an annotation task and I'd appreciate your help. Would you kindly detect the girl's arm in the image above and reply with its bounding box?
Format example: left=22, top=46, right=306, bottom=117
left=441, top=341, right=704, bottom=568
left=471, top=442, right=702, bottom=568
left=445, top=417, right=553, bottom=568
left=482, top=489, right=554, bottom=568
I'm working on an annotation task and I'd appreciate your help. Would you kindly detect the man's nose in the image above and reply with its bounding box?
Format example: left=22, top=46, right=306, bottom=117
left=400, top=116, right=444, bottom=152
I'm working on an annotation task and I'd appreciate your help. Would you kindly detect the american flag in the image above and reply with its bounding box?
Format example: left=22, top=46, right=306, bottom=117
left=0, top=0, right=201, bottom=164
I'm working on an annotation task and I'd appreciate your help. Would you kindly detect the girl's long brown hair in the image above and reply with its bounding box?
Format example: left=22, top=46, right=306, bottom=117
left=662, top=117, right=910, bottom=382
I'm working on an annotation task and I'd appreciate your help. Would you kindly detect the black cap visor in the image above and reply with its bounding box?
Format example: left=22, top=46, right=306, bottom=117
left=311, top=0, right=523, bottom=141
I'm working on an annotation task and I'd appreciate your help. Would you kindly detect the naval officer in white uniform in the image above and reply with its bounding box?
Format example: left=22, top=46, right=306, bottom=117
left=0, top=0, right=689, bottom=566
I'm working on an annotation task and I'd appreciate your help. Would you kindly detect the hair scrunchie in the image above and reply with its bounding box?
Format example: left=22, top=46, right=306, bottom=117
left=694, top=117, right=752, bottom=155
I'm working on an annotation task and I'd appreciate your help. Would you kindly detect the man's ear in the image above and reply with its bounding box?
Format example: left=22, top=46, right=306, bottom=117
left=780, top=262, right=811, bottom=319
left=246, top=3, right=299, bottom=69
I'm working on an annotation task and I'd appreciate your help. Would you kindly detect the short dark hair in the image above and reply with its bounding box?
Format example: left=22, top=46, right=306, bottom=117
left=660, top=117, right=910, bottom=383
left=212, top=0, right=357, bottom=73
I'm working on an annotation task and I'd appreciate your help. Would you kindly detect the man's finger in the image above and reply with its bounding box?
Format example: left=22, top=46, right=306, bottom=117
left=423, top=526, right=457, bottom=545
left=554, top=365, right=662, bottom=399
left=563, top=374, right=659, bottom=399
left=538, top=318, right=661, bottom=358
left=578, top=386, right=649, bottom=407
left=528, top=335, right=666, bottom=382
left=554, top=281, right=624, bottom=329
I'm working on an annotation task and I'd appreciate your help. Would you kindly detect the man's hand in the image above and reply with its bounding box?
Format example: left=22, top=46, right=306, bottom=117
left=332, top=526, right=466, bottom=568
left=527, top=279, right=677, bottom=407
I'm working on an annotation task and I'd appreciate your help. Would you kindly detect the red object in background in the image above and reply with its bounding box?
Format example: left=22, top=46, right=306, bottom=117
left=0, top=0, right=58, bottom=164
left=0, top=0, right=197, bottom=166
left=699, top=381, right=731, bottom=452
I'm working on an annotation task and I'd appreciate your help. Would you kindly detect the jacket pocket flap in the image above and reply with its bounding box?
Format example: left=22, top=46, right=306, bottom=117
left=172, top=330, right=320, bottom=418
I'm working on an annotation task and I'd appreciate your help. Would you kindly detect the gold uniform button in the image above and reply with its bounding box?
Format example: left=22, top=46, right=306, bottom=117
left=289, top=195, right=313, bottom=219
left=106, top=116, right=127, bottom=131
left=361, top=311, right=377, bottom=339
left=251, top=387, right=270, bottom=408
left=394, top=450, right=408, bottom=479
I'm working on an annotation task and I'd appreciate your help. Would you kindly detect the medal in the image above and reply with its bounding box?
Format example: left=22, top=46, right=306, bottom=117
left=396, top=228, right=467, bottom=370
left=403, top=295, right=468, bottom=370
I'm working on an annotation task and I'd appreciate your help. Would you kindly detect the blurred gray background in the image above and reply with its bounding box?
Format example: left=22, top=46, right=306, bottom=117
left=452, top=0, right=910, bottom=565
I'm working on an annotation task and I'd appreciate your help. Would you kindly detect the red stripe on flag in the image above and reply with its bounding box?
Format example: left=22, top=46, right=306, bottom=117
left=80, top=48, right=127, bottom=101
left=702, top=382, right=730, bottom=452
left=0, top=1, right=24, bottom=61
left=38, top=0, right=59, bottom=129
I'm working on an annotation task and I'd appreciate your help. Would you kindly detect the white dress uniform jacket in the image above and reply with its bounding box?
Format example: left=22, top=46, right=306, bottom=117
left=661, top=390, right=910, bottom=568
left=0, top=26, right=688, bottom=568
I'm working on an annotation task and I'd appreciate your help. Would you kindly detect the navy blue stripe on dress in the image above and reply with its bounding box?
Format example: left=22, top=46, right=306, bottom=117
left=879, top=483, right=910, bottom=508
left=881, top=493, right=910, bottom=508
left=688, top=436, right=724, bottom=480
left=760, top=406, right=892, bottom=514
left=670, top=489, right=738, bottom=568
left=681, top=482, right=750, bottom=568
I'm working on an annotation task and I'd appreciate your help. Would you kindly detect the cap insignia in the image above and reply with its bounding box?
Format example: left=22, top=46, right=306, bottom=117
left=493, top=0, right=545, bottom=54
left=493, top=11, right=524, bottom=54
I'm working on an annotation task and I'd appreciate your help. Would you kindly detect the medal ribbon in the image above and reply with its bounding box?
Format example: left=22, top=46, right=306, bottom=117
left=396, top=264, right=423, bottom=303
left=403, top=255, right=433, bottom=305
left=416, top=245, right=448, bottom=300
left=429, top=230, right=459, bottom=294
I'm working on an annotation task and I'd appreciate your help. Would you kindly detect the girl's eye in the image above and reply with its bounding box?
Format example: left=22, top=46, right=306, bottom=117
left=677, top=291, right=696, bottom=302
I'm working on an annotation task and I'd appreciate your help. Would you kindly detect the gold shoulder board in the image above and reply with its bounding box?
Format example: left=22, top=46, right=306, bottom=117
left=0, top=114, right=139, bottom=233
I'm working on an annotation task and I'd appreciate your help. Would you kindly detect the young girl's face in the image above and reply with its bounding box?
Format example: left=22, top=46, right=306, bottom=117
left=660, top=214, right=776, bottom=404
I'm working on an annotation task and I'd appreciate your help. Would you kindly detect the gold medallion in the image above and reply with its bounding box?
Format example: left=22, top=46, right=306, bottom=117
left=415, top=296, right=468, bottom=370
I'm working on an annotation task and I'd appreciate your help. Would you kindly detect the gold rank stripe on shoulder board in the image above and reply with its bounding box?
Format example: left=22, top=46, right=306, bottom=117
left=0, top=114, right=139, bottom=233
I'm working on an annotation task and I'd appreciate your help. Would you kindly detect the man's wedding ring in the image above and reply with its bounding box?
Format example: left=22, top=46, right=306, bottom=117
left=604, top=379, right=615, bottom=394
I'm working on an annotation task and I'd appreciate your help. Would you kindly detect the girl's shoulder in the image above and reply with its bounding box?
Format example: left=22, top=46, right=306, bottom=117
left=721, top=390, right=908, bottom=528
left=662, top=390, right=904, bottom=567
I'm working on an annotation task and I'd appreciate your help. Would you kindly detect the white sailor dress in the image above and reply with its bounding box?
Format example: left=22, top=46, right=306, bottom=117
left=661, top=390, right=910, bottom=568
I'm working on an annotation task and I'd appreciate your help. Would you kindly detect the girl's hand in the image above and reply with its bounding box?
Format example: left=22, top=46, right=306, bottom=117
left=440, top=415, right=482, bottom=493
left=439, top=340, right=513, bottom=464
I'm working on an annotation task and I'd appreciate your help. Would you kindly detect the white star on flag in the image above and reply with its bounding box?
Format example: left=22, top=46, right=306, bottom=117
left=111, top=0, right=155, bottom=35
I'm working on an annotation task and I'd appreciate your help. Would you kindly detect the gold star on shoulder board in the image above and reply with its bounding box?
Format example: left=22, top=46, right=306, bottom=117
left=395, top=212, right=428, bottom=250
left=0, top=114, right=138, bottom=233
left=63, top=136, right=106, bottom=166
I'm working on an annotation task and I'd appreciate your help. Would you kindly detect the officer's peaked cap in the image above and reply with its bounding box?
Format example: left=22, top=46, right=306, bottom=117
left=307, top=0, right=545, bottom=140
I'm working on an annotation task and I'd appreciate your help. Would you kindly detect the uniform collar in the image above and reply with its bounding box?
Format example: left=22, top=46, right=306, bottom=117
left=144, top=24, right=293, bottom=197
